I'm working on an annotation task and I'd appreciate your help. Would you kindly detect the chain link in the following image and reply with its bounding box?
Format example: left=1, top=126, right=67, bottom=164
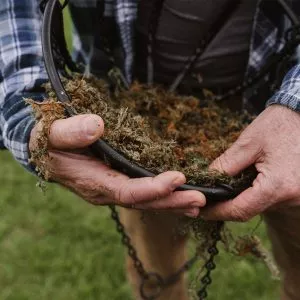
left=197, top=221, right=223, bottom=300
left=110, top=205, right=149, bottom=279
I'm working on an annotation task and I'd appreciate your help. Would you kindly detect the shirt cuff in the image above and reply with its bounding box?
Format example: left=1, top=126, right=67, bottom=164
left=266, top=90, right=300, bottom=111
left=2, top=93, right=45, bottom=176
left=266, top=64, right=300, bottom=111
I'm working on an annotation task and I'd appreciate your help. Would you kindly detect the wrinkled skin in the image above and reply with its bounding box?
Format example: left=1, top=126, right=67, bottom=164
left=202, top=105, right=300, bottom=221
left=29, top=114, right=206, bottom=217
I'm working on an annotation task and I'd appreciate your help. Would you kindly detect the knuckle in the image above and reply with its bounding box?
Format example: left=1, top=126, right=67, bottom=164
left=237, top=134, right=264, bottom=159
left=151, top=177, right=172, bottom=199
left=116, top=182, right=135, bottom=205
left=115, top=184, right=126, bottom=204
left=157, top=184, right=172, bottom=198
left=212, top=151, right=233, bottom=174
left=216, top=153, right=231, bottom=173
left=79, top=185, right=99, bottom=199
left=73, top=178, right=105, bottom=199
left=236, top=134, right=262, bottom=156
left=235, top=134, right=252, bottom=149
left=231, top=207, right=250, bottom=222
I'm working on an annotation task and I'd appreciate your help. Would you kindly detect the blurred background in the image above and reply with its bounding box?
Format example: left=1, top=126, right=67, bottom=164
left=0, top=150, right=280, bottom=300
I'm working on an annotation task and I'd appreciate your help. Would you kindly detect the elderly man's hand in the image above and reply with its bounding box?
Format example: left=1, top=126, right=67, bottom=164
left=202, top=105, right=300, bottom=221
left=29, top=114, right=205, bottom=217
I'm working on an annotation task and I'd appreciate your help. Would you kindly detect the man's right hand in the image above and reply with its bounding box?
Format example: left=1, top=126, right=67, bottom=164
left=29, top=114, right=205, bottom=217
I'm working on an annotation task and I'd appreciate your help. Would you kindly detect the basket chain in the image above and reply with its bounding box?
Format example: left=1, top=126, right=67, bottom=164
left=110, top=204, right=223, bottom=300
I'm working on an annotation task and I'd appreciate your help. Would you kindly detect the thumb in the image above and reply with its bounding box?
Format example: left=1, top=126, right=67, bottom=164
left=48, top=114, right=104, bottom=149
left=209, top=135, right=261, bottom=176
left=201, top=174, right=273, bottom=221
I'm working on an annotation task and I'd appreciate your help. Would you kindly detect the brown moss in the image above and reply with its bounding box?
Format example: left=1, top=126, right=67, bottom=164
left=29, top=74, right=256, bottom=187
left=26, top=99, right=65, bottom=180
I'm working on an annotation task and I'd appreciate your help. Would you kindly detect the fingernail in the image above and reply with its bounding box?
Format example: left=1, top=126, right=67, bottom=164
left=83, top=117, right=100, bottom=138
left=171, top=175, right=185, bottom=189
left=184, top=208, right=199, bottom=218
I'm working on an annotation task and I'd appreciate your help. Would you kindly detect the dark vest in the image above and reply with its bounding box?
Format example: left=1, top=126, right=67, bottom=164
left=134, top=0, right=259, bottom=92
left=70, top=0, right=259, bottom=93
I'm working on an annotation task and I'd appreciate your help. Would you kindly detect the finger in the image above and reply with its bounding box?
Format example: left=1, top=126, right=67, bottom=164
left=87, top=193, right=201, bottom=217
left=209, top=134, right=262, bottom=176
left=150, top=208, right=200, bottom=218
left=48, top=114, right=104, bottom=149
left=201, top=174, right=273, bottom=221
left=170, top=208, right=200, bottom=218
left=49, top=151, right=190, bottom=205
left=85, top=196, right=200, bottom=218
left=104, top=171, right=190, bottom=205
left=133, top=190, right=206, bottom=210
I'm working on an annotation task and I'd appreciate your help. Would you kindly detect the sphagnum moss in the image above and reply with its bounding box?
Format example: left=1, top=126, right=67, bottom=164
left=27, top=75, right=277, bottom=285
left=28, top=74, right=255, bottom=187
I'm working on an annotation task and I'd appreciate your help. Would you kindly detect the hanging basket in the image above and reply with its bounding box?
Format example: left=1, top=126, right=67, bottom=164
left=40, top=0, right=300, bottom=203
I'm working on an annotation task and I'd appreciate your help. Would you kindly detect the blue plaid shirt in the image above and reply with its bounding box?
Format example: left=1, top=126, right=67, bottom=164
left=1, top=0, right=300, bottom=172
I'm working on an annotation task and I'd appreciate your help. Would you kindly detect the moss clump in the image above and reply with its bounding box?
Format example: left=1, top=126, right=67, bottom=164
left=27, top=99, right=66, bottom=180
left=29, top=74, right=255, bottom=187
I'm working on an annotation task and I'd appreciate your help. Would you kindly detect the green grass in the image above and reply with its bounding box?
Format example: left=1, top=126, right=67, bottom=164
left=0, top=150, right=280, bottom=300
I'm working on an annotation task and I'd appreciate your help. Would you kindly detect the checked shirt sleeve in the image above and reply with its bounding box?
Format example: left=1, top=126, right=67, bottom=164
left=267, top=64, right=300, bottom=111
left=266, top=1, right=300, bottom=112
left=0, top=0, right=49, bottom=172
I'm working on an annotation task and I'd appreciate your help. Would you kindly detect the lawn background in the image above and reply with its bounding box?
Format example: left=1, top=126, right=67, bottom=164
left=0, top=151, right=280, bottom=300
left=0, top=3, right=280, bottom=300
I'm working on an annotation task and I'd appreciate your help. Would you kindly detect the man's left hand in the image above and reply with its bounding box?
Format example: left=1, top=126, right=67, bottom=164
left=201, top=105, right=300, bottom=221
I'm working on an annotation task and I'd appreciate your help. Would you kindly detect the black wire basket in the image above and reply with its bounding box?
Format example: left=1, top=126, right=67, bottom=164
left=40, top=0, right=300, bottom=203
